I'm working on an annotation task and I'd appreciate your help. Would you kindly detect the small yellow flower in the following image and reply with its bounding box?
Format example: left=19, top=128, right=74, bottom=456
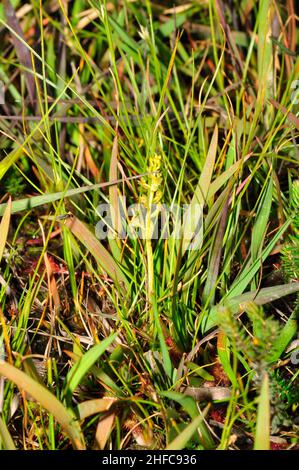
left=139, top=154, right=163, bottom=206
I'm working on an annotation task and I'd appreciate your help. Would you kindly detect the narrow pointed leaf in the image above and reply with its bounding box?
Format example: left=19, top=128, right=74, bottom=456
left=166, top=404, right=210, bottom=450
left=76, top=398, right=117, bottom=421
left=64, top=333, right=117, bottom=401
left=0, top=415, right=16, bottom=450
left=0, top=360, right=85, bottom=449
left=0, top=197, right=11, bottom=263
left=254, top=373, right=270, bottom=450
left=63, top=216, right=129, bottom=290
left=0, top=174, right=146, bottom=217
left=203, top=281, right=299, bottom=332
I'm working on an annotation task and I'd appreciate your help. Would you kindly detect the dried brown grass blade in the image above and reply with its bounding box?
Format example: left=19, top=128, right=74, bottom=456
left=63, top=215, right=129, bottom=290
left=3, top=0, right=35, bottom=105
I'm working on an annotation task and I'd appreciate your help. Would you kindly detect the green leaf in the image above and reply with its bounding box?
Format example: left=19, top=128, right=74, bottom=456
left=166, top=404, right=210, bottom=450
left=203, top=281, right=299, bottom=332
left=226, top=217, right=292, bottom=299
left=0, top=361, right=85, bottom=449
left=161, top=390, right=200, bottom=419
left=107, top=15, right=140, bottom=58
left=254, top=373, right=270, bottom=450
left=207, top=154, right=249, bottom=201
left=269, top=302, right=299, bottom=362
left=0, top=174, right=145, bottom=217
left=181, top=125, right=218, bottom=253
left=0, top=415, right=16, bottom=450
left=217, top=332, right=238, bottom=387
left=257, top=0, right=272, bottom=100
left=63, top=333, right=117, bottom=402
left=160, top=391, right=214, bottom=449
left=251, top=177, right=273, bottom=266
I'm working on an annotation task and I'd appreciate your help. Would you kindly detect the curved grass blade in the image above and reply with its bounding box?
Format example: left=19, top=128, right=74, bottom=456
left=216, top=332, right=238, bottom=388
left=269, top=302, right=299, bottom=363
left=161, top=391, right=214, bottom=449
left=166, top=404, right=210, bottom=450
left=0, top=360, right=85, bottom=449
left=203, top=281, right=299, bottom=332
left=225, top=217, right=292, bottom=300
left=0, top=73, right=76, bottom=181
left=181, top=125, right=218, bottom=254
left=206, top=154, right=250, bottom=201
left=76, top=398, right=117, bottom=421
left=63, top=216, right=129, bottom=290
left=63, top=333, right=117, bottom=403
left=0, top=415, right=16, bottom=450
left=251, top=177, right=273, bottom=268
left=95, top=412, right=115, bottom=450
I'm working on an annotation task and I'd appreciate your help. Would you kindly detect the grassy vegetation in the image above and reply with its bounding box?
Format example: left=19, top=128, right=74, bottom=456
left=0, top=0, right=299, bottom=450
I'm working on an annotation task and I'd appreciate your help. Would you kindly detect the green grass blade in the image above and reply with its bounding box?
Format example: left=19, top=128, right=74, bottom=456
left=0, top=360, right=85, bottom=449
left=203, top=281, right=299, bottom=332
left=226, top=218, right=292, bottom=299
left=269, top=302, right=299, bottom=363
left=0, top=415, right=16, bottom=450
left=63, top=333, right=117, bottom=402
left=181, top=125, right=218, bottom=253
left=166, top=404, right=210, bottom=450
left=160, top=391, right=214, bottom=449
left=0, top=74, right=76, bottom=181
left=217, top=332, right=238, bottom=388
left=254, top=373, right=270, bottom=450
left=0, top=174, right=146, bottom=217
left=251, top=177, right=273, bottom=267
